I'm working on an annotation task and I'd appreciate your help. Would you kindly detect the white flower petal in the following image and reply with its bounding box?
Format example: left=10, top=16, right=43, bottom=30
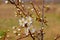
left=25, top=28, right=29, bottom=35
left=26, top=16, right=33, bottom=26
left=22, top=18, right=25, bottom=21
left=19, top=18, right=26, bottom=27
left=31, top=28, right=35, bottom=33
left=22, top=24, right=25, bottom=27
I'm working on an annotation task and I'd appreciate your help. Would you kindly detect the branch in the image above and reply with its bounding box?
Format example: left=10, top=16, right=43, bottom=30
left=3, top=32, right=7, bottom=40
left=54, top=35, right=60, bottom=40
left=8, top=0, right=15, bottom=4
left=17, top=29, right=45, bottom=40
left=30, top=2, right=40, bottom=17
left=29, top=30, right=35, bottom=40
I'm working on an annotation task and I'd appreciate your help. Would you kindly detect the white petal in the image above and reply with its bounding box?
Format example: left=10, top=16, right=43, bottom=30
left=31, top=28, right=35, bottom=33
left=19, top=22, right=23, bottom=26
left=29, top=16, right=32, bottom=20
left=25, top=28, right=29, bottom=35
left=22, top=18, right=25, bottom=21
left=22, top=5, right=24, bottom=7
left=24, top=21, right=27, bottom=24
left=22, top=24, right=25, bottom=27
left=19, top=19, right=22, bottom=23
left=27, top=27, right=30, bottom=30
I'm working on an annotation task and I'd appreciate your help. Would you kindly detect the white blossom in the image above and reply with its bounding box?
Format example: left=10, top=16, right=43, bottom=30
left=42, top=27, right=44, bottom=29
left=19, top=16, right=33, bottom=27
left=31, top=8, right=34, bottom=11
left=19, top=18, right=27, bottom=27
left=26, top=16, right=33, bottom=26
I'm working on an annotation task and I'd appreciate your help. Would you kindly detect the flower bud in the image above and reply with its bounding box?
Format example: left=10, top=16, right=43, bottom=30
left=13, top=31, right=17, bottom=34
left=6, top=35, right=10, bottom=38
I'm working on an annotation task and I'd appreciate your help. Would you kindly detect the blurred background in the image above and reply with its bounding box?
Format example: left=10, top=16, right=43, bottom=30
left=0, top=0, right=60, bottom=40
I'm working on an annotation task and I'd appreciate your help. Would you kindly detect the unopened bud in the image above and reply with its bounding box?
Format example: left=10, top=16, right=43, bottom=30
left=18, top=34, right=20, bottom=36
left=13, top=31, right=17, bottom=34
left=17, top=9, right=20, bottom=11
left=17, top=28, right=21, bottom=31
left=31, top=9, right=34, bottom=11
left=22, top=5, right=24, bottom=7
left=32, top=35, right=34, bottom=37
left=6, top=35, right=10, bottom=38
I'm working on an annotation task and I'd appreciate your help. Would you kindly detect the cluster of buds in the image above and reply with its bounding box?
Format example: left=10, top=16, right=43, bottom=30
left=36, top=17, right=48, bottom=26
left=12, top=26, right=21, bottom=36
left=0, top=30, right=10, bottom=40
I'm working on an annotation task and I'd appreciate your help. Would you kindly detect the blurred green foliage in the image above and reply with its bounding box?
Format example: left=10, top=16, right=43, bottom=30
left=0, top=30, right=6, bottom=37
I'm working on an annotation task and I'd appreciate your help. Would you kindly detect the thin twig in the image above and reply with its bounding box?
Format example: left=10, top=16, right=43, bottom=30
left=54, top=35, right=60, bottom=40
left=29, top=30, right=35, bottom=40
left=30, top=2, right=40, bottom=17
